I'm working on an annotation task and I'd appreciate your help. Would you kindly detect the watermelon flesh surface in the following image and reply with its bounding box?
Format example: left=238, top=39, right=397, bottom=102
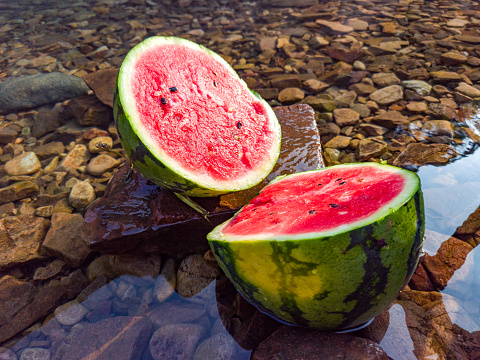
left=223, top=164, right=410, bottom=237
left=131, top=43, right=277, bottom=183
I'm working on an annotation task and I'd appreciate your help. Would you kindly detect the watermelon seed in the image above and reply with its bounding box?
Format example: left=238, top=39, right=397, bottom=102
left=339, top=181, right=346, bottom=185
left=317, top=183, right=322, bottom=186
left=269, top=212, right=275, bottom=215
left=236, top=121, right=243, bottom=129
left=335, top=178, right=343, bottom=182
left=329, top=204, right=339, bottom=208
left=169, top=87, right=178, bottom=92
left=214, top=80, right=218, bottom=87
left=161, top=97, right=168, bottom=105
left=308, top=210, right=316, bottom=214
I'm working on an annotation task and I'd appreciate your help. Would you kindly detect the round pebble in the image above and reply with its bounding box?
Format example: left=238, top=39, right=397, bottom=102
left=4, top=152, right=41, bottom=176
left=54, top=300, right=89, bottom=326
left=69, top=180, right=96, bottom=208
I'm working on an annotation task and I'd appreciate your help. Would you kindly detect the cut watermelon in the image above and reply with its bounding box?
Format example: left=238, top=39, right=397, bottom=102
left=207, top=163, right=424, bottom=330
left=114, top=37, right=281, bottom=197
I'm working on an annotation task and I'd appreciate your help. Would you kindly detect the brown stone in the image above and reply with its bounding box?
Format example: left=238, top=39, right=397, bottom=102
left=83, top=69, right=119, bottom=107
left=0, top=276, right=36, bottom=326
left=252, top=326, right=389, bottom=360
left=393, top=143, right=457, bottom=167
left=324, top=47, right=364, bottom=63
left=0, top=215, right=50, bottom=270
left=65, top=94, right=112, bottom=126
left=408, top=260, right=436, bottom=291
left=356, top=138, right=388, bottom=160
left=422, top=237, right=473, bottom=290
left=0, top=181, right=39, bottom=205
left=42, top=213, right=91, bottom=267
left=333, top=108, right=360, bottom=126
left=427, top=103, right=457, bottom=120
left=315, top=20, right=354, bottom=34
left=82, top=105, right=324, bottom=255
left=278, top=87, right=305, bottom=103
left=270, top=74, right=302, bottom=90
left=372, top=111, right=409, bottom=128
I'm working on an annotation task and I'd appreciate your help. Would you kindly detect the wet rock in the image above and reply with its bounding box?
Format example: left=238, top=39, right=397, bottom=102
left=455, top=82, right=480, bottom=98
left=369, top=85, right=403, bottom=105
left=4, top=152, right=41, bottom=176
left=422, top=236, right=473, bottom=290
left=19, top=348, right=50, bottom=360
left=406, top=101, right=428, bottom=112
left=303, top=97, right=337, bottom=112
left=0, top=73, right=90, bottom=113
left=42, top=213, right=91, bottom=267
left=0, top=347, right=16, bottom=360
left=359, top=124, right=388, bottom=136
left=423, top=120, right=454, bottom=138
left=65, top=95, right=112, bottom=127
left=428, top=103, right=457, bottom=120
left=54, top=300, right=89, bottom=326
left=87, top=136, right=113, bottom=154
left=33, top=259, right=67, bottom=281
left=32, top=107, right=65, bottom=139
left=0, top=215, right=50, bottom=270
left=255, top=88, right=278, bottom=100
left=349, top=83, right=377, bottom=96
left=441, top=52, right=468, bottom=66
left=153, top=257, right=177, bottom=303
left=56, top=144, right=90, bottom=172
left=430, top=70, right=463, bottom=82
left=324, top=47, right=363, bottom=64
left=356, top=138, right=388, bottom=160
left=193, top=333, right=237, bottom=360
left=69, top=180, right=96, bottom=208
left=278, top=88, right=304, bottom=103
left=0, top=276, right=36, bottom=328
left=372, top=73, right=401, bottom=87
left=0, top=124, right=21, bottom=144
left=346, top=18, right=369, bottom=31
left=324, top=135, right=351, bottom=149
left=82, top=105, right=323, bottom=255
left=34, top=142, right=65, bottom=159
left=0, top=181, right=39, bottom=205
left=251, top=326, right=388, bottom=360
left=315, top=20, right=354, bottom=34
left=270, top=0, right=318, bottom=6
left=82, top=69, right=119, bottom=107
left=393, top=143, right=457, bottom=167
left=177, top=254, right=220, bottom=298
left=87, top=254, right=161, bottom=282
left=0, top=270, right=88, bottom=344
left=402, top=80, right=432, bottom=96
left=408, top=261, right=436, bottom=291
left=53, top=316, right=151, bottom=360
left=303, top=79, right=329, bottom=94
left=150, top=323, right=206, bottom=360
left=86, top=154, right=122, bottom=176
left=148, top=302, right=206, bottom=329
left=372, top=111, right=409, bottom=128
left=270, top=75, right=302, bottom=90
left=333, top=108, right=360, bottom=126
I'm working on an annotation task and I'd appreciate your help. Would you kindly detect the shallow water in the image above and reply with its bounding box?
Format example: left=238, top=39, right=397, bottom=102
left=2, top=0, right=480, bottom=359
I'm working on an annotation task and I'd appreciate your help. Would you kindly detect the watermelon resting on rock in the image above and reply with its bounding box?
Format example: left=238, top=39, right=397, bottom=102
left=207, top=163, right=424, bottom=330
left=114, top=36, right=281, bottom=197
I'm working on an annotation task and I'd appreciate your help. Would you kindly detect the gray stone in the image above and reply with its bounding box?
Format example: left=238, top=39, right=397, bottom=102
left=176, top=254, right=220, bottom=298
left=54, top=300, right=89, bottom=326
left=69, top=180, right=96, bottom=209
left=193, top=333, right=237, bottom=360
left=0, top=347, right=16, bottom=360
left=0, top=73, right=90, bottom=113
left=402, top=80, right=432, bottom=96
left=369, top=85, right=404, bottom=105
left=19, top=348, right=50, bottom=360
left=150, top=324, right=206, bottom=360
left=149, top=302, right=206, bottom=329
left=4, top=152, right=41, bottom=176
left=154, top=258, right=177, bottom=303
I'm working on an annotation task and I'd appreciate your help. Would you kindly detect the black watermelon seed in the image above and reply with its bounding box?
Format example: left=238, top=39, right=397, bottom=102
left=214, top=80, right=218, bottom=87
left=161, top=97, right=168, bottom=105
left=236, top=121, right=242, bottom=129
left=329, top=204, right=339, bottom=208
left=335, top=178, right=343, bottom=182
left=339, top=181, right=346, bottom=185
left=169, top=87, right=178, bottom=92
left=317, top=183, right=322, bottom=186
left=308, top=210, right=316, bottom=214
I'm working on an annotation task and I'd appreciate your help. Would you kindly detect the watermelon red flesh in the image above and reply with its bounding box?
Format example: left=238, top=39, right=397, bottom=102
left=131, top=44, right=276, bottom=182
left=223, top=165, right=406, bottom=236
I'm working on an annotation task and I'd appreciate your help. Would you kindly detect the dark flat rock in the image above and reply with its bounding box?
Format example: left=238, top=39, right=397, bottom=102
left=82, top=104, right=324, bottom=255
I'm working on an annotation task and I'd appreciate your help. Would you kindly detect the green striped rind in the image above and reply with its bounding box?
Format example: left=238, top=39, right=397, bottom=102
left=207, top=165, right=424, bottom=330
left=114, top=36, right=281, bottom=197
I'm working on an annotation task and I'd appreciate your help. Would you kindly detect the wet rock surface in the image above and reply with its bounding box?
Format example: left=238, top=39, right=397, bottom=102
left=1, top=0, right=480, bottom=359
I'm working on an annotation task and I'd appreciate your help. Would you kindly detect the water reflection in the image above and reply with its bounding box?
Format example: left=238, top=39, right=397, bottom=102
left=380, top=304, right=416, bottom=360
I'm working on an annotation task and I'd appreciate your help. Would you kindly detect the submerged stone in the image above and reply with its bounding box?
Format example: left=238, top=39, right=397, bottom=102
left=82, top=104, right=324, bottom=255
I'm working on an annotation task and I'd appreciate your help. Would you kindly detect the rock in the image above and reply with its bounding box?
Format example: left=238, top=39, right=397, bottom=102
left=369, top=85, right=403, bottom=105
left=427, top=103, right=457, bottom=120
left=0, top=215, right=50, bottom=270
left=32, top=107, right=65, bottom=139
left=371, top=73, right=401, bottom=87
left=455, top=82, right=480, bottom=98
left=406, top=101, right=428, bottom=112
left=324, top=135, right=351, bottom=149
left=303, top=97, right=337, bottom=112
left=34, top=206, right=53, bottom=218
left=430, top=70, right=463, bottom=82
left=270, top=75, right=302, bottom=90
left=455, top=35, right=480, bottom=44
left=259, top=37, right=277, bottom=52
left=33, top=259, right=67, bottom=281
left=87, top=136, right=113, bottom=154
left=150, top=324, right=206, bottom=360
left=356, top=138, right=388, bottom=160
left=193, top=333, right=237, bottom=360
left=176, top=254, right=220, bottom=298
left=422, top=237, right=473, bottom=290
left=346, top=18, right=369, bottom=31
left=19, top=348, right=50, bottom=360
left=372, top=111, right=409, bottom=128
left=65, top=95, right=112, bottom=127
left=82, top=105, right=324, bottom=255
left=0, top=276, right=36, bottom=328
left=333, top=108, right=360, bottom=126
left=153, top=257, right=177, bottom=303
left=446, top=19, right=469, bottom=27
left=56, top=144, right=90, bottom=172
left=334, top=91, right=357, bottom=108
left=251, top=326, right=389, bottom=359
left=278, top=88, right=304, bottom=103
left=303, top=79, right=329, bottom=94
left=0, top=347, right=16, bottom=360
left=34, top=142, right=65, bottom=159
left=359, top=124, right=388, bottom=136
left=393, top=143, right=457, bottom=167
left=0, top=270, right=88, bottom=344
left=86, top=154, right=121, bottom=176
left=324, top=47, right=363, bottom=63
left=408, top=261, right=436, bottom=291
left=441, top=52, right=468, bottom=66
left=308, top=35, right=329, bottom=49
left=53, top=316, right=152, bottom=360
left=349, top=83, right=377, bottom=96
left=148, top=302, right=206, bottom=329
left=41, top=213, right=91, bottom=267
left=269, top=0, right=318, bottom=6
left=82, top=69, right=119, bottom=107
left=69, top=180, right=96, bottom=208
left=0, top=124, right=21, bottom=144
left=0, top=181, right=39, bottom=205
left=255, top=88, right=278, bottom=100
left=402, top=80, right=432, bottom=96
left=423, top=120, right=454, bottom=138
left=0, top=73, right=90, bottom=113
left=54, top=300, right=89, bottom=326
left=315, top=20, right=354, bottom=34
left=4, top=152, right=41, bottom=176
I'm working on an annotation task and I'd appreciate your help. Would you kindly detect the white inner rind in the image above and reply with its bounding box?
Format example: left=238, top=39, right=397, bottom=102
left=207, top=163, right=421, bottom=242
left=118, top=36, right=281, bottom=192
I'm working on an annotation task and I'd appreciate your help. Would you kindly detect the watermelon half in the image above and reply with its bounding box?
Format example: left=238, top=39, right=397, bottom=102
left=207, top=163, right=424, bottom=330
left=114, top=36, right=281, bottom=197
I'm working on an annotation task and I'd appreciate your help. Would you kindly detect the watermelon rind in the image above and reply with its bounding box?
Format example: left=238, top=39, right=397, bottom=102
left=114, top=36, right=281, bottom=197
left=207, top=163, right=425, bottom=330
